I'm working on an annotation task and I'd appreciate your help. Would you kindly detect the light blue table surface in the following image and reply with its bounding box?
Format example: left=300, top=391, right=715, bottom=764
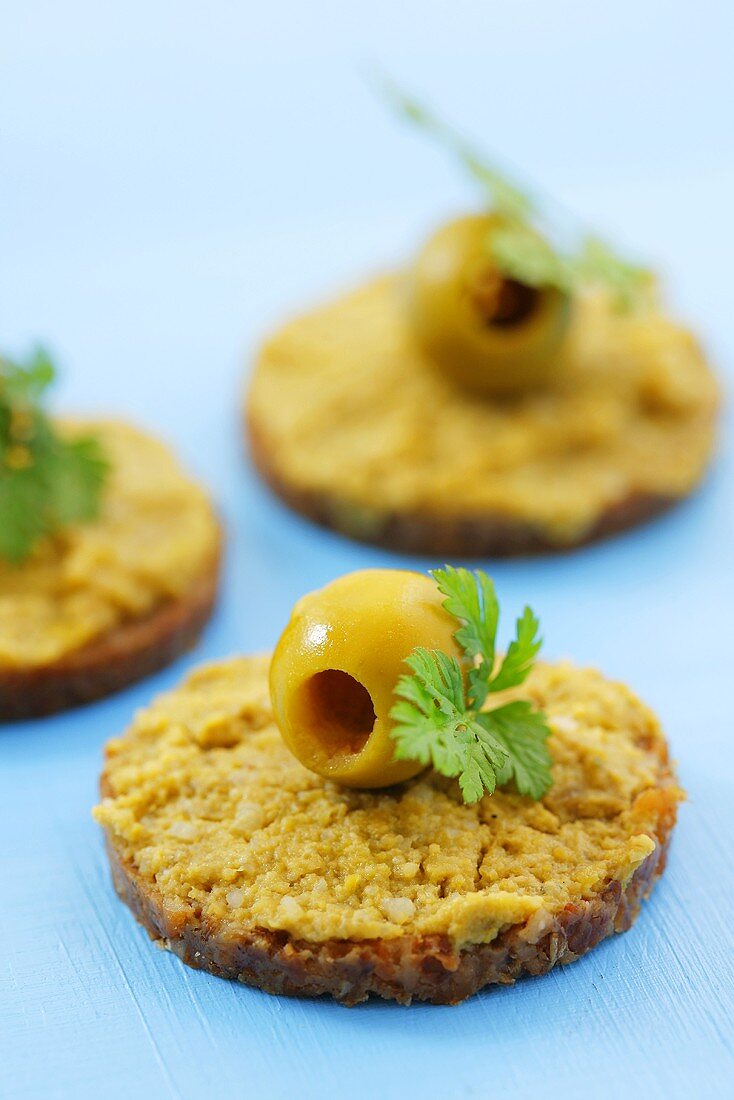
left=2, top=3, right=733, bottom=1097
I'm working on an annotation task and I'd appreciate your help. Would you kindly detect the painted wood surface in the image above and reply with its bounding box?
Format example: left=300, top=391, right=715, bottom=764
left=2, top=4, right=733, bottom=1097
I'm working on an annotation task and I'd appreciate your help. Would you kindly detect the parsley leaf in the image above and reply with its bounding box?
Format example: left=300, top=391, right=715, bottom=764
left=384, top=81, right=652, bottom=311
left=478, top=701, right=552, bottom=799
left=1, top=346, right=55, bottom=405
left=489, top=222, right=574, bottom=293
left=47, top=435, right=110, bottom=526
left=488, top=606, right=543, bottom=693
left=433, top=564, right=498, bottom=708
left=389, top=567, right=553, bottom=803
left=576, top=236, right=653, bottom=312
left=392, top=648, right=476, bottom=777
left=0, top=350, right=111, bottom=563
left=391, top=648, right=509, bottom=801
left=0, top=467, right=49, bottom=563
left=382, top=79, right=532, bottom=223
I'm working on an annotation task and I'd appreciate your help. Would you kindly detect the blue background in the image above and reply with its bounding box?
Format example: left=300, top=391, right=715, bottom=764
left=2, top=2, right=733, bottom=1097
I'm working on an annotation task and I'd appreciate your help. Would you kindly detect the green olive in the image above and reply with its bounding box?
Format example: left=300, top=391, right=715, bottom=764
left=269, top=569, right=461, bottom=789
left=407, top=214, right=571, bottom=396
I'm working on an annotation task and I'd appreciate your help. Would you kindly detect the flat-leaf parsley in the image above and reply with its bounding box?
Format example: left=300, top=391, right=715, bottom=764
left=0, top=349, right=110, bottom=563
left=383, top=81, right=652, bottom=311
left=390, top=567, right=553, bottom=803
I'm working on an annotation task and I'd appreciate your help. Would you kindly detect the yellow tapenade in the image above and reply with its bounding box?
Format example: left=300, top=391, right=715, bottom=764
left=0, top=420, right=219, bottom=668
left=95, top=654, right=681, bottom=951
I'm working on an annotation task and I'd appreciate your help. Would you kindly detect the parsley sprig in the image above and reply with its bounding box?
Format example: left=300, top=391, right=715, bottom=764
left=384, top=82, right=652, bottom=311
left=0, top=349, right=110, bottom=563
left=390, top=567, right=553, bottom=803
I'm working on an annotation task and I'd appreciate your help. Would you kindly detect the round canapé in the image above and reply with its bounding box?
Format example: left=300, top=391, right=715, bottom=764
left=0, top=420, right=221, bottom=718
left=246, top=277, right=718, bottom=555
left=95, top=654, right=682, bottom=1006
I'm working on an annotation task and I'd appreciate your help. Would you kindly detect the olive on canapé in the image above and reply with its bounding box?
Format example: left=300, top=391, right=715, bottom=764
left=407, top=214, right=571, bottom=396
left=269, top=570, right=461, bottom=788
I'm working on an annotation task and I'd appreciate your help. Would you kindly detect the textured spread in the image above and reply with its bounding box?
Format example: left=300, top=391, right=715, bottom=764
left=95, top=656, right=681, bottom=962
left=0, top=420, right=220, bottom=668
left=247, top=277, right=718, bottom=546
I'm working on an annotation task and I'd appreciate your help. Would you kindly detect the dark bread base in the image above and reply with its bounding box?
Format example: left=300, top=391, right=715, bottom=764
left=0, top=558, right=220, bottom=720
left=247, top=414, right=678, bottom=557
left=103, top=812, right=673, bottom=1007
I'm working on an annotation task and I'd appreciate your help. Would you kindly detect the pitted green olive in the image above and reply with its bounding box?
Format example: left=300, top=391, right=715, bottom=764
left=269, top=569, right=461, bottom=789
left=407, top=214, right=571, bottom=396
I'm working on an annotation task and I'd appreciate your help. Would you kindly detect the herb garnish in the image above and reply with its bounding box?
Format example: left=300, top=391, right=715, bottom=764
left=390, top=567, right=553, bottom=803
left=0, top=349, right=110, bottom=563
left=384, top=82, right=652, bottom=311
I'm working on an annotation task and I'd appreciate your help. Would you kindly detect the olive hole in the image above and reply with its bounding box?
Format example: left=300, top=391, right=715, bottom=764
left=470, top=271, right=539, bottom=328
left=298, top=670, right=376, bottom=758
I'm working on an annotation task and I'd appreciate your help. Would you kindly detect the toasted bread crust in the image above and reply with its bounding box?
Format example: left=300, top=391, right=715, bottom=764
left=248, top=412, right=678, bottom=557
left=0, top=553, right=220, bottom=720
left=104, top=817, right=672, bottom=1006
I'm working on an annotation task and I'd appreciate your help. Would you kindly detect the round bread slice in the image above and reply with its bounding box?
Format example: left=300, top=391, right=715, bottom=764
left=95, top=655, right=682, bottom=1006
left=0, top=421, right=222, bottom=719
left=246, top=277, right=718, bottom=556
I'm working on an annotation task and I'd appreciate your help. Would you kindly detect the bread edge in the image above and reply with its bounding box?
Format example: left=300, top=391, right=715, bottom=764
left=246, top=410, right=682, bottom=557
left=100, top=775, right=677, bottom=1006
left=0, top=546, right=221, bottom=720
